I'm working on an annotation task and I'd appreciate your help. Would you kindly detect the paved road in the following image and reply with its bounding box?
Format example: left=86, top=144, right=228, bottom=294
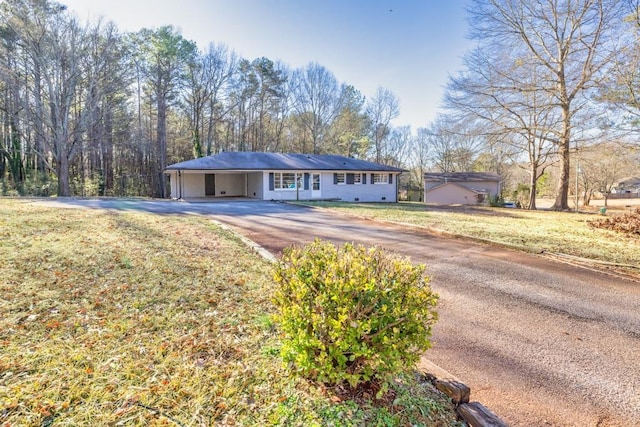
left=34, top=199, right=640, bottom=426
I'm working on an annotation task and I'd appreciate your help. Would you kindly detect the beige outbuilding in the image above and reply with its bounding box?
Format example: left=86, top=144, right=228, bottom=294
left=424, top=172, right=501, bottom=205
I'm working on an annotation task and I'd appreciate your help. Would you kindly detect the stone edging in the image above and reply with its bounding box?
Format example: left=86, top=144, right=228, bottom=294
left=418, top=358, right=508, bottom=427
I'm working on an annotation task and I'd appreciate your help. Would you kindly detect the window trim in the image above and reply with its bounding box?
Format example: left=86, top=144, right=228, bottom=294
left=372, top=173, right=389, bottom=184
left=272, top=172, right=301, bottom=191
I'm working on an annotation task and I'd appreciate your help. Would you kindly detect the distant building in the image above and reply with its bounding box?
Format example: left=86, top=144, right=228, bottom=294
left=424, top=172, right=501, bottom=205
left=611, top=176, right=640, bottom=195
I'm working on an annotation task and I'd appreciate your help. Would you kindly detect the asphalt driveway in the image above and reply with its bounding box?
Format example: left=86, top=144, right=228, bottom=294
left=32, top=198, right=640, bottom=426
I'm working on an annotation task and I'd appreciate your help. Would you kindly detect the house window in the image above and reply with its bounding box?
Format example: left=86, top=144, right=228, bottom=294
left=353, top=173, right=362, bottom=184
left=336, top=173, right=346, bottom=185
left=274, top=172, right=299, bottom=190
left=372, top=173, right=389, bottom=184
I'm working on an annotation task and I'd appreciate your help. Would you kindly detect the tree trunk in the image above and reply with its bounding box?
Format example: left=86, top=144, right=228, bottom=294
left=528, top=165, right=538, bottom=210
left=157, top=96, right=167, bottom=198
left=102, top=108, right=114, bottom=195
left=552, top=105, right=571, bottom=210
left=552, top=142, right=570, bottom=210
left=56, top=152, right=70, bottom=196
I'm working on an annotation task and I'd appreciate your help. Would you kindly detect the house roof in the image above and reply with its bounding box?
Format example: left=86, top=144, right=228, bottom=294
left=615, top=176, right=640, bottom=186
left=166, top=152, right=405, bottom=172
left=424, top=172, right=501, bottom=182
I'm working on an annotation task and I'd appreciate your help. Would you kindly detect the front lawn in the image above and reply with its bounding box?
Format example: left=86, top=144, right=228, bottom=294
left=0, top=198, right=460, bottom=426
left=298, top=202, right=640, bottom=269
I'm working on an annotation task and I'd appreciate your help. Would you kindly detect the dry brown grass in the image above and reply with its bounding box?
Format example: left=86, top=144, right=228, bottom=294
left=0, top=198, right=460, bottom=426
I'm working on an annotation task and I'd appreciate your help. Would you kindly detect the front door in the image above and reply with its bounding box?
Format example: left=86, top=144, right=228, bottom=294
left=205, top=174, right=215, bottom=196
left=311, top=173, right=321, bottom=198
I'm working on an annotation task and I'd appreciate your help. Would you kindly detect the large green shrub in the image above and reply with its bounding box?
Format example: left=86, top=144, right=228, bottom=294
left=273, top=239, right=438, bottom=393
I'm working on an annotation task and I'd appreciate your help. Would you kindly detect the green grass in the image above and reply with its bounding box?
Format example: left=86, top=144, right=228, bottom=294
left=297, top=201, right=640, bottom=268
left=0, top=199, right=461, bottom=426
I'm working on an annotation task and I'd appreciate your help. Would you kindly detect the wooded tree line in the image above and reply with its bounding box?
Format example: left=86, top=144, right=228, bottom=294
left=1, top=0, right=639, bottom=208
left=0, top=0, right=405, bottom=198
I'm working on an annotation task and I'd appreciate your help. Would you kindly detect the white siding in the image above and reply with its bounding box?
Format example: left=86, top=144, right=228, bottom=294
left=262, top=171, right=311, bottom=200
left=262, top=171, right=398, bottom=202
left=247, top=172, right=263, bottom=199
left=215, top=173, right=245, bottom=196
left=181, top=173, right=205, bottom=198
left=169, top=171, right=178, bottom=198
left=322, top=172, right=398, bottom=202
left=170, top=170, right=399, bottom=202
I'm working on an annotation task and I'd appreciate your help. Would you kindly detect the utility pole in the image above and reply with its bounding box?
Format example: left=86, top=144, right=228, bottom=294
left=575, top=158, right=579, bottom=212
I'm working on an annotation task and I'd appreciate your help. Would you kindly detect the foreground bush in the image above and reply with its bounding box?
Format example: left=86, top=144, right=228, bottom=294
left=273, top=240, right=438, bottom=393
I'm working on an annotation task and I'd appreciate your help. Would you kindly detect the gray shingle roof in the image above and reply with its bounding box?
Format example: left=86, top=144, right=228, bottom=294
left=166, top=152, right=404, bottom=172
left=424, top=172, right=501, bottom=182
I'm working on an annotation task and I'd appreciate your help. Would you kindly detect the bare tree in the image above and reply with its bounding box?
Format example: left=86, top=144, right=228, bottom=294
left=366, top=87, right=399, bottom=163
left=425, top=115, right=481, bottom=173
left=203, top=43, right=237, bottom=155
left=467, top=0, right=626, bottom=210
left=383, top=125, right=413, bottom=168
left=598, top=1, right=640, bottom=136
left=446, top=47, right=560, bottom=209
left=578, top=141, right=639, bottom=206
left=291, top=62, right=341, bottom=154
left=408, top=127, right=431, bottom=200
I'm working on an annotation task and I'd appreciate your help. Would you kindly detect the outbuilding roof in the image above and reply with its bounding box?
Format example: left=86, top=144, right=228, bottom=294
left=615, top=176, right=640, bottom=185
left=424, top=172, right=501, bottom=182
left=166, top=152, right=405, bottom=172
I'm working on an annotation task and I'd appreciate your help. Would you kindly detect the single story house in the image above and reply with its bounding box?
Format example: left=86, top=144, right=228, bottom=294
left=424, top=172, right=501, bottom=205
left=611, top=176, right=640, bottom=195
left=165, top=151, right=404, bottom=202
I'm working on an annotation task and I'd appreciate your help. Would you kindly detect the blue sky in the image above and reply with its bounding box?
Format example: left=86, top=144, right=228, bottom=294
left=63, top=0, right=472, bottom=130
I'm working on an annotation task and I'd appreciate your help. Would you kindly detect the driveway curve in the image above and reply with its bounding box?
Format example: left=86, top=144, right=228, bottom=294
left=33, top=199, right=640, bottom=426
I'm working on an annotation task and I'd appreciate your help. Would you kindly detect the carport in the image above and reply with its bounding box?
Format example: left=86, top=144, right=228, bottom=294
left=169, top=169, right=264, bottom=200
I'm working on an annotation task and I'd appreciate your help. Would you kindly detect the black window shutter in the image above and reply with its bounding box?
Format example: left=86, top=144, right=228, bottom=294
left=334, top=173, right=338, bottom=184
left=370, top=173, right=374, bottom=184
left=346, top=173, right=354, bottom=184
left=304, top=173, right=310, bottom=190
left=389, top=173, right=393, bottom=184
left=269, top=173, right=274, bottom=190
left=362, top=173, right=367, bottom=184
